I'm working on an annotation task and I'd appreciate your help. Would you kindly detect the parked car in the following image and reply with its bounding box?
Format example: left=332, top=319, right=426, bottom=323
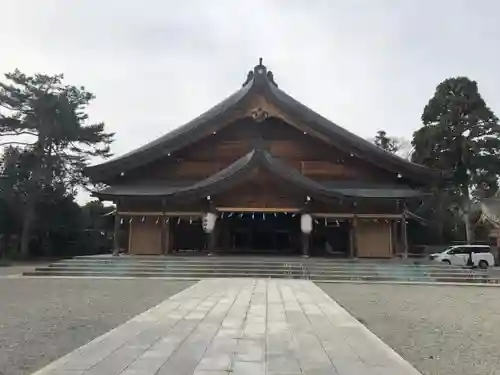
left=429, top=245, right=494, bottom=269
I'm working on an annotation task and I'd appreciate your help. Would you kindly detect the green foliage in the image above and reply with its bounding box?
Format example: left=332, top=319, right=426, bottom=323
left=412, top=77, right=500, bottom=194
left=411, top=76, right=500, bottom=242
left=81, top=200, right=114, bottom=229
left=374, top=130, right=399, bottom=153
left=0, top=70, right=114, bottom=256
left=0, top=70, right=114, bottom=191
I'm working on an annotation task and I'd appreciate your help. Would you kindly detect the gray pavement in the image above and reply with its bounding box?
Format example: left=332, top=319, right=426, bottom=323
left=32, top=279, right=422, bottom=375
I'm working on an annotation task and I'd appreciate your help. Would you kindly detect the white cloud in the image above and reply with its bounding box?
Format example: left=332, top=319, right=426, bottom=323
left=1, top=0, right=500, bottom=167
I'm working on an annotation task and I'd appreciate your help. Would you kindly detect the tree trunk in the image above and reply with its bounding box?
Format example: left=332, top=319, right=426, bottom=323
left=20, top=202, right=35, bottom=258
left=436, top=193, right=445, bottom=243
left=464, top=213, right=474, bottom=244
left=461, top=187, right=474, bottom=244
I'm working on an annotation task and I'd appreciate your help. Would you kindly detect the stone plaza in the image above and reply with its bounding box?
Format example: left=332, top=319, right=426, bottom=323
left=32, top=279, right=421, bottom=375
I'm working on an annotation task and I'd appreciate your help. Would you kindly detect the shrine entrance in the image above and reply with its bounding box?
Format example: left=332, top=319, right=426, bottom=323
left=310, top=218, right=351, bottom=257
left=218, top=212, right=302, bottom=255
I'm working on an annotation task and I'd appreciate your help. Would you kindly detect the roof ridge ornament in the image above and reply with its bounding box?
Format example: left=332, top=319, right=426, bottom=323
left=242, top=57, right=278, bottom=87
left=267, top=71, right=278, bottom=87
left=254, top=57, right=267, bottom=75
left=242, top=70, right=254, bottom=87
left=251, top=107, right=269, bottom=122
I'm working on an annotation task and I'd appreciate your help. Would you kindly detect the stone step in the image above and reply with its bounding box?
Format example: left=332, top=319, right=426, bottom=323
left=56, top=259, right=463, bottom=270
left=27, top=266, right=497, bottom=277
left=67, top=256, right=438, bottom=266
left=48, top=264, right=479, bottom=275
left=24, top=255, right=499, bottom=284
left=37, top=266, right=486, bottom=278
left=22, top=270, right=500, bottom=283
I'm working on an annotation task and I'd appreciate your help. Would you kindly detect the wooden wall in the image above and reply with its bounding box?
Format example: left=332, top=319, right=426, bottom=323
left=129, top=218, right=162, bottom=255
left=117, top=117, right=398, bottom=185
left=213, top=168, right=303, bottom=209
left=356, top=221, right=392, bottom=258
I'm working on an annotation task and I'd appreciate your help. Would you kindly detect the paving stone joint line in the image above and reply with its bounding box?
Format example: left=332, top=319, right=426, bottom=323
left=31, top=278, right=423, bottom=375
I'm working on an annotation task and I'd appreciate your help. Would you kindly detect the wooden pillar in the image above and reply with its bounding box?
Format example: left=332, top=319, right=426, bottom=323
left=160, top=200, right=167, bottom=255
left=301, top=233, right=310, bottom=257
left=113, top=212, right=120, bottom=256
left=208, top=219, right=220, bottom=253
left=391, top=220, right=397, bottom=257
left=168, top=218, right=175, bottom=254
left=166, top=219, right=171, bottom=254
left=401, top=211, right=408, bottom=259
left=160, top=217, right=166, bottom=255
left=349, top=216, right=357, bottom=258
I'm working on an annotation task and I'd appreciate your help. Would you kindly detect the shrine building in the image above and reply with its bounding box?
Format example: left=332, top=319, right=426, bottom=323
left=86, top=59, right=444, bottom=258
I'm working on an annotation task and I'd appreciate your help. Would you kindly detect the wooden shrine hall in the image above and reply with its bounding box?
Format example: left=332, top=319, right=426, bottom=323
left=86, top=59, right=444, bottom=258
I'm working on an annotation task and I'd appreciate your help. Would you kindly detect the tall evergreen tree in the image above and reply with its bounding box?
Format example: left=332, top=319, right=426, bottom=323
left=0, top=70, right=113, bottom=257
left=412, top=77, right=500, bottom=243
left=374, top=130, right=400, bottom=153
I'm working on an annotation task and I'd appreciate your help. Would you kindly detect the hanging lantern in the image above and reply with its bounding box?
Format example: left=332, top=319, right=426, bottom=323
left=120, top=218, right=124, bottom=225
left=274, top=212, right=277, bottom=218
left=189, top=217, right=193, bottom=224
left=301, top=214, right=313, bottom=234
left=202, top=212, right=217, bottom=233
left=252, top=213, right=255, bottom=220
left=262, top=213, right=265, bottom=220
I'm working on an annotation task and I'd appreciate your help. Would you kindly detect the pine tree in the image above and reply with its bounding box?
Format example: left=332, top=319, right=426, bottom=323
left=374, top=130, right=400, bottom=153
left=0, top=70, right=114, bottom=257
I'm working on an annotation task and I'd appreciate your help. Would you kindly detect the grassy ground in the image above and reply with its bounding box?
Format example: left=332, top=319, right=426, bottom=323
left=0, top=278, right=194, bottom=375
left=319, top=283, right=500, bottom=375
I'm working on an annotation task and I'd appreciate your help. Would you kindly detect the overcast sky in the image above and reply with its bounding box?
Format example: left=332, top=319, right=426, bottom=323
left=2, top=0, right=500, bottom=163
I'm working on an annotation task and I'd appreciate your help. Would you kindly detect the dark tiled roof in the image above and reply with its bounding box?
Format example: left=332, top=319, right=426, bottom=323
left=95, top=148, right=422, bottom=200
left=86, top=60, right=444, bottom=184
left=320, top=180, right=422, bottom=198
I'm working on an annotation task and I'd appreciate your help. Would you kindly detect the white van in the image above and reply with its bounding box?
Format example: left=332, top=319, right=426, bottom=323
left=429, top=245, right=494, bottom=269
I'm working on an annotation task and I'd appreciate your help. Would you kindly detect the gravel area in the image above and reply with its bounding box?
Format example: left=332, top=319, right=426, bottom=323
left=0, top=278, right=194, bottom=375
left=318, top=283, right=500, bottom=375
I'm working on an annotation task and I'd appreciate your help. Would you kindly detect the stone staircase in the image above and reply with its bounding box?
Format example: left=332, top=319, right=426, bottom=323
left=23, top=255, right=500, bottom=284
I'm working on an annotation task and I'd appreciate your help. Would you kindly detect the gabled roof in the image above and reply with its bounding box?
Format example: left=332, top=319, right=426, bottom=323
left=95, top=147, right=423, bottom=201
left=86, top=59, right=444, bottom=183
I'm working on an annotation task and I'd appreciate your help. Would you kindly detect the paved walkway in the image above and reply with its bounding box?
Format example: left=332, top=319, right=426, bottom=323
left=32, top=279, right=422, bottom=375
